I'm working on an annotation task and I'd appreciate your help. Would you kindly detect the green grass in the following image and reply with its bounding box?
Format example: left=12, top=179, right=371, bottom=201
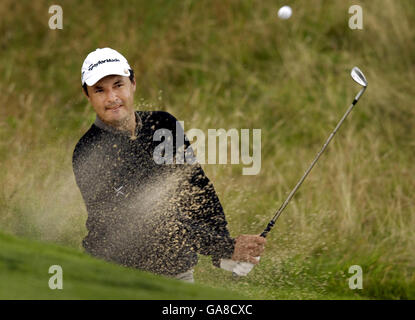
left=0, top=231, right=243, bottom=299
left=3, top=230, right=404, bottom=300
left=195, top=244, right=414, bottom=300
left=0, top=0, right=414, bottom=299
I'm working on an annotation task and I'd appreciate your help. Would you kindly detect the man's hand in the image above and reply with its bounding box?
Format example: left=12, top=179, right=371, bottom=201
left=231, top=234, right=266, bottom=264
left=219, top=234, right=266, bottom=276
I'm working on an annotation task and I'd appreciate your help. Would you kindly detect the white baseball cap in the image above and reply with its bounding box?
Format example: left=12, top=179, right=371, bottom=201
left=81, top=48, right=131, bottom=86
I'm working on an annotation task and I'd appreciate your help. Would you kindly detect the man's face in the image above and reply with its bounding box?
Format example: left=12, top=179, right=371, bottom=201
left=85, top=75, right=136, bottom=126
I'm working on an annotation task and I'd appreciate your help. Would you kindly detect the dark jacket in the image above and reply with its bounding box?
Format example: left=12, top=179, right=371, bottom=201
left=72, top=110, right=235, bottom=276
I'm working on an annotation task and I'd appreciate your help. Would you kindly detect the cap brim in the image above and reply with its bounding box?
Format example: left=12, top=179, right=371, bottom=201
left=83, top=64, right=130, bottom=86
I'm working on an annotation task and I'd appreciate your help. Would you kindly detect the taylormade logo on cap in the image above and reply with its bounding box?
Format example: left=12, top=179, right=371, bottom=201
left=81, top=48, right=131, bottom=86
left=87, top=58, right=120, bottom=71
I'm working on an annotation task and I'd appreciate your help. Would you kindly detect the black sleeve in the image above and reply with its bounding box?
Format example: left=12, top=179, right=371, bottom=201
left=156, top=111, right=235, bottom=266
left=72, top=132, right=117, bottom=254
left=72, top=137, right=102, bottom=231
left=72, top=135, right=109, bottom=216
left=179, top=164, right=235, bottom=267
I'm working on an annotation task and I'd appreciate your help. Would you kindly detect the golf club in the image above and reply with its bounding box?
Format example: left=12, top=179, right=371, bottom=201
left=231, top=67, right=367, bottom=276
left=260, top=66, right=367, bottom=238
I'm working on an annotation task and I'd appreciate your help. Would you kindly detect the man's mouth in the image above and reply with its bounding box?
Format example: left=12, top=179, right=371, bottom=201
left=106, top=105, right=123, bottom=111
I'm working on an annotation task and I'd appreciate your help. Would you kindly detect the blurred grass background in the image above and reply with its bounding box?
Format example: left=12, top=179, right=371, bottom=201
left=0, top=0, right=414, bottom=299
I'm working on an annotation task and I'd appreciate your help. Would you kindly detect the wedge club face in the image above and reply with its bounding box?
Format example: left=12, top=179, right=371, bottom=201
left=351, top=67, right=368, bottom=87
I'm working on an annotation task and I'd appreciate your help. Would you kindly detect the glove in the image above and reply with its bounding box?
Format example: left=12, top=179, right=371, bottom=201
left=220, top=257, right=260, bottom=276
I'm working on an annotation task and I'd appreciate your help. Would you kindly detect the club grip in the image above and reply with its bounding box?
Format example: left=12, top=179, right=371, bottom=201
left=260, top=221, right=275, bottom=238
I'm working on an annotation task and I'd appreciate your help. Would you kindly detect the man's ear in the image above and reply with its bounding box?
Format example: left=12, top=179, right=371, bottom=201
left=131, top=77, right=136, bottom=92
left=82, top=85, right=91, bottom=101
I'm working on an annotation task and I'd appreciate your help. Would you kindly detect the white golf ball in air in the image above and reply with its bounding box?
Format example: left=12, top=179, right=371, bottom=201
left=278, top=5, right=292, bottom=20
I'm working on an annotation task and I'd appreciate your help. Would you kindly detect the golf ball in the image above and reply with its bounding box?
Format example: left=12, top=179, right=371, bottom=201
left=278, top=5, right=292, bottom=20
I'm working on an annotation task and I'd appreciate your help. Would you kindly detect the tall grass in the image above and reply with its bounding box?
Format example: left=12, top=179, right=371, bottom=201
left=0, top=0, right=414, bottom=299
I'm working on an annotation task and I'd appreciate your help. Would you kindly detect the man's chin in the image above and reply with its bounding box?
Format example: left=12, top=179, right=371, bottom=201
left=105, top=107, right=127, bottom=120
left=102, top=108, right=133, bottom=127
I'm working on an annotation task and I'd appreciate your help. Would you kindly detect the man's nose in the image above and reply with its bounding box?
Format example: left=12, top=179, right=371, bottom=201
left=105, top=89, right=118, bottom=104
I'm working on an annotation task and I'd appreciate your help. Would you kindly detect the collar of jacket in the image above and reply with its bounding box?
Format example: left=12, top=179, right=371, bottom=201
left=94, top=111, right=142, bottom=140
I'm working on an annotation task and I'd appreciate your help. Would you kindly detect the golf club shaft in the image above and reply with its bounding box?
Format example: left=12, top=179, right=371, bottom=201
left=260, top=87, right=366, bottom=238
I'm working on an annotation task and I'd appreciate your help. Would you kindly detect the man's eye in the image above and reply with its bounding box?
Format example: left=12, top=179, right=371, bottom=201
left=116, top=84, right=123, bottom=88
left=95, top=89, right=103, bottom=93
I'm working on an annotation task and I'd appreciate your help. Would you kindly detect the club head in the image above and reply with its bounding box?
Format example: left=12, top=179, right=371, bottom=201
left=351, top=67, right=368, bottom=87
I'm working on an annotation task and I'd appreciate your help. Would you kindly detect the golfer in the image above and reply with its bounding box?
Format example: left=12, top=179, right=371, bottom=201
left=73, top=48, right=265, bottom=282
